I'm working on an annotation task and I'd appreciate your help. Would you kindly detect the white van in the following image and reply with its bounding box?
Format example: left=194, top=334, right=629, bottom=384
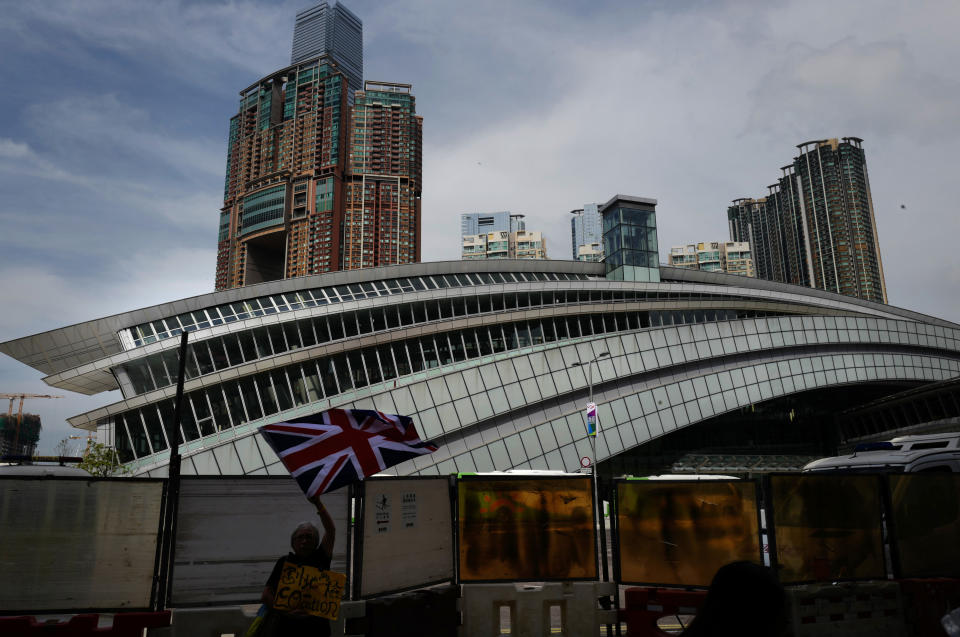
left=802, top=432, right=960, bottom=473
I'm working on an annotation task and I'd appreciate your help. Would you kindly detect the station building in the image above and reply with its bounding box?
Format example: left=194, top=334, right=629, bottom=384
left=2, top=197, right=959, bottom=478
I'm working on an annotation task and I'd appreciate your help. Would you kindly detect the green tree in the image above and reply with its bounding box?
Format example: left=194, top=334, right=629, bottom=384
left=77, top=440, right=129, bottom=477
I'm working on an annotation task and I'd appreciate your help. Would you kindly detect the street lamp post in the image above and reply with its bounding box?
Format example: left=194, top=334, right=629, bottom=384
left=571, top=351, right=610, bottom=586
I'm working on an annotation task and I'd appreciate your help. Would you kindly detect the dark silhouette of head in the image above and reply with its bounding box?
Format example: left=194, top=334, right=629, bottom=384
left=682, top=561, right=787, bottom=637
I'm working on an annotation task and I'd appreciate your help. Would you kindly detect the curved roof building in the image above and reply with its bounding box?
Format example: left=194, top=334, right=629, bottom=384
left=3, top=259, right=959, bottom=478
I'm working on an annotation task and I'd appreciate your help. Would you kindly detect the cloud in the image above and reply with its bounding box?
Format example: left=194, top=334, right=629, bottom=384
left=1, top=1, right=296, bottom=90
left=747, top=39, right=960, bottom=143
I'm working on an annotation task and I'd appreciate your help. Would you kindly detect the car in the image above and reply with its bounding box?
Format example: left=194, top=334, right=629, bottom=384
left=802, top=432, right=960, bottom=473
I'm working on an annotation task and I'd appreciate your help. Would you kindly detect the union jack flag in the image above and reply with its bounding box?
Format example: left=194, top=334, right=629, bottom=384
left=258, top=409, right=438, bottom=497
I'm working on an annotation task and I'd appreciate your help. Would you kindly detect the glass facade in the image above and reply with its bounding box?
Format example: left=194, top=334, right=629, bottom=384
left=602, top=199, right=660, bottom=283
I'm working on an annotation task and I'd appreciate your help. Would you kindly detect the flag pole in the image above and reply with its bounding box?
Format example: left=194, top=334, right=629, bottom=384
left=156, top=331, right=188, bottom=611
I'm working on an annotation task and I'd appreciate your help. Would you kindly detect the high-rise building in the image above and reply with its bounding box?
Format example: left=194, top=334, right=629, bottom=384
left=668, top=242, right=755, bottom=277
left=291, top=2, right=363, bottom=102
left=462, top=229, right=547, bottom=260
left=570, top=204, right=602, bottom=260
left=216, top=57, right=350, bottom=289
left=460, top=212, right=525, bottom=237
left=344, top=82, right=423, bottom=270
left=216, top=72, right=421, bottom=290
left=216, top=2, right=420, bottom=290
left=729, top=138, right=887, bottom=303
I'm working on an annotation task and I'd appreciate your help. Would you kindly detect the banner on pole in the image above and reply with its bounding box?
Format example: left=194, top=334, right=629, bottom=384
left=585, top=402, right=598, bottom=437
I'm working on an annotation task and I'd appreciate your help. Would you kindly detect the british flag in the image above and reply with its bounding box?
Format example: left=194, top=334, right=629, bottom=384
left=258, top=409, right=438, bottom=497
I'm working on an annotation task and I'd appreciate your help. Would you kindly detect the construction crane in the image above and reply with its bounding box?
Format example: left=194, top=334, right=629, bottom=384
left=1, top=393, right=63, bottom=455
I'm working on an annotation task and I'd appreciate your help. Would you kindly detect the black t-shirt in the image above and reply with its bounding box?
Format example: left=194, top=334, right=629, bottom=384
left=265, top=547, right=332, bottom=637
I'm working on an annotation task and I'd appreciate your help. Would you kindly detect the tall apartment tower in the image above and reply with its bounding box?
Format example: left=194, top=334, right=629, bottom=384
left=344, top=82, right=423, bottom=269
left=216, top=57, right=349, bottom=289
left=729, top=138, right=887, bottom=303
left=291, top=2, right=363, bottom=102
left=570, top=203, right=602, bottom=260
left=216, top=67, right=422, bottom=290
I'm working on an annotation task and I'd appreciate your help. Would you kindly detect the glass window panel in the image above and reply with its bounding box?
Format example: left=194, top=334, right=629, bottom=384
left=364, top=349, right=383, bottom=385
left=302, top=363, right=323, bottom=403
left=148, top=353, right=174, bottom=387
left=343, top=312, right=359, bottom=338
left=283, top=321, right=303, bottom=350
left=222, top=334, right=244, bottom=367
left=141, top=406, right=168, bottom=452
left=391, top=343, right=410, bottom=376
left=463, top=329, right=479, bottom=359
left=205, top=387, right=229, bottom=431
left=256, top=372, right=279, bottom=415
left=516, top=323, right=531, bottom=347
left=266, top=323, right=287, bottom=353
left=317, top=357, right=338, bottom=397
left=421, top=337, right=440, bottom=369
left=328, top=316, right=345, bottom=341
left=223, top=380, right=248, bottom=426
left=328, top=353, right=350, bottom=392
left=356, top=309, right=373, bottom=334
left=237, top=376, right=263, bottom=421
left=450, top=332, right=467, bottom=362
left=385, top=305, right=400, bottom=329
left=288, top=367, right=309, bottom=406
left=437, top=334, right=453, bottom=365
left=505, top=325, right=519, bottom=350
left=406, top=341, right=425, bottom=373
left=265, top=371, right=291, bottom=414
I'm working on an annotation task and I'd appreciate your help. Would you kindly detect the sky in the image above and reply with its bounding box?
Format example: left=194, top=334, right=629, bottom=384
left=1, top=0, right=959, bottom=453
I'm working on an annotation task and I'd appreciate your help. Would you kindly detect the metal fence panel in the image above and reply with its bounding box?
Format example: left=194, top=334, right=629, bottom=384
left=171, top=477, right=348, bottom=606
left=0, top=477, right=164, bottom=612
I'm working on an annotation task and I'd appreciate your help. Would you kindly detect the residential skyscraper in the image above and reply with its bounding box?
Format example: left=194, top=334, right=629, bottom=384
left=216, top=1, right=421, bottom=291
left=728, top=138, right=887, bottom=303
left=570, top=204, right=602, bottom=260
left=462, top=230, right=547, bottom=260
left=291, top=2, right=363, bottom=102
left=460, top=212, right=525, bottom=237
left=216, top=57, right=349, bottom=289
left=344, top=82, right=423, bottom=270
left=668, top=242, right=755, bottom=277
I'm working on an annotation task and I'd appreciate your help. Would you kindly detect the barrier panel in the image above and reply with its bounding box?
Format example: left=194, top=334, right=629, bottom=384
left=457, top=474, right=597, bottom=582
left=888, top=474, right=960, bottom=578
left=614, top=479, right=761, bottom=587
left=898, top=578, right=960, bottom=637
left=357, top=477, right=454, bottom=597
left=0, top=611, right=170, bottom=636
left=171, top=477, right=349, bottom=606
left=460, top=582, right=617, bottom=637
left=0, top=477, right=165, bottom=612
left=619, top=588, right=706, bottom=637
left=768, top=474, right=885, bottom=583
left=785, top=581, right=906, bottom=637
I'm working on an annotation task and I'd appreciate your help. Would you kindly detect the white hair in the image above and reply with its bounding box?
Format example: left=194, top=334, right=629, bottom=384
left=291, top=521, right=319, bottom=549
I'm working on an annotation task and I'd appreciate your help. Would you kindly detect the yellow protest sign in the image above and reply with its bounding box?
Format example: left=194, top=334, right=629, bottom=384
left=273, top=561, right=346, bottom=620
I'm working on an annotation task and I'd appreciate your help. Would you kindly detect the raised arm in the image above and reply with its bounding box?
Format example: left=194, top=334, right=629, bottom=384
left=312, top=494, right=336, bottom=558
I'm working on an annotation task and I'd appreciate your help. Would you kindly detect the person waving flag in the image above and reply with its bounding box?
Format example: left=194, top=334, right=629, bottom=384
left=259, top=409, right=438, bottom=497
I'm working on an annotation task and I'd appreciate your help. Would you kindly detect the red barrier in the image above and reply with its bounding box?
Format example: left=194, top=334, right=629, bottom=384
left=899, top=578, right=960, bottom=637
left=0, top=611, right=170, bottom=636
left=619, top=587, right=707, bottom=637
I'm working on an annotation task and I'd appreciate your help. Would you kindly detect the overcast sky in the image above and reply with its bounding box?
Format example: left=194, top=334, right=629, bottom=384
left=2, top=0, right=959, bottom=453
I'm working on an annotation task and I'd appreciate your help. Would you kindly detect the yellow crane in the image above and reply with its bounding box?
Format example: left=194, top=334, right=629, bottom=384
left=1, top=393, right=63, bottom=454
